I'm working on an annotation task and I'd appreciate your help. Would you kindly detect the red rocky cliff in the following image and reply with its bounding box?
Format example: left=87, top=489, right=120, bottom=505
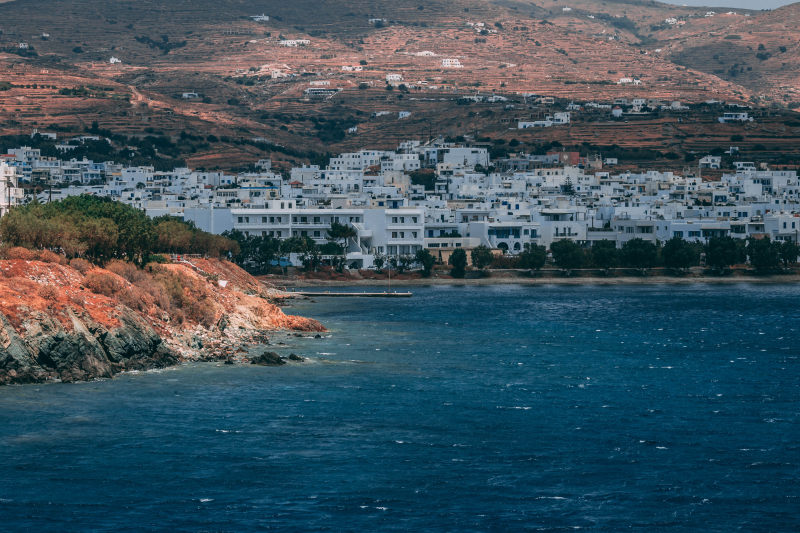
left=0, top=252, right=323, bottom=385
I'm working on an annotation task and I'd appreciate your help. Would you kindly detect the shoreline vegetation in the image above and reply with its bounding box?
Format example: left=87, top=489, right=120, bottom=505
left=0, top=195, right=322, bottom=386
left=266, top=268, right=800, bottom=288
left=228, top=231, right=800, bottom=288
left=277, top=276, right=800, bottom=287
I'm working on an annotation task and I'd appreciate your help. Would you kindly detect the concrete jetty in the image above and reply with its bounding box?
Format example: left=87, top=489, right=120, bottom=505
left=294, top=291, right=412, bottom=298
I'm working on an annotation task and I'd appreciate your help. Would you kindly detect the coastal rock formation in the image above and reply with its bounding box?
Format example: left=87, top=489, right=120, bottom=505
left=250, top=351, right=286, bottom=366
left=0, top=307, right=176, bottom=384
left=0, top=255, right=323, bottom=385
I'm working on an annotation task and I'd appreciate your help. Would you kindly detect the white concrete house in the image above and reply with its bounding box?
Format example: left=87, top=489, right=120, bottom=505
left=0, top=162, right=24, bottom=216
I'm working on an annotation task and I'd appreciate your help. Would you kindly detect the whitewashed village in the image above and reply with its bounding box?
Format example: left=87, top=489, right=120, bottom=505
left=1, top=135, right=798, bottom=270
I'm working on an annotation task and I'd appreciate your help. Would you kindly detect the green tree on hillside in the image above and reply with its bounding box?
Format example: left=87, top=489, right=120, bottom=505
left=747, top=237, right=780, bottom=272
left=778, top=240, right=800, bottom=267
left=327, top=221, right=356, bottom=251
left=661, top=237, right=701, bottom=273
left=415, top=248, right=436, bottom=277
left=518, top=243, right=546, bottom=272
left=590, top=240, right=618, bottom=273
left=1, top=196, right=237, bottom=266
left=449, top=248, right=467, bottom=278
left=470, top=245, right=493, bottom=271
left=705, top=236, right=744, bottom=273
left=373, top=252, right=386, bottom=273
left=550, top=239, right=584, bottom=274
left=620, top=238, right=658, bottom=272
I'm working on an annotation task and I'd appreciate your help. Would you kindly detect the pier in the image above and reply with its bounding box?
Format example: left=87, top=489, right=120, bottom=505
left=293, top=291, right=412, bottom=298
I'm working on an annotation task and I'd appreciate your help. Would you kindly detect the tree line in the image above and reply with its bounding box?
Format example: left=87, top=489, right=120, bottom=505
left=223, top=230, right=800, bottom=279
left=224, top=224, right=442, bottom=277
left=536, top=237, right=798, bottom=275
left=0, top=195, right=237, bottom=265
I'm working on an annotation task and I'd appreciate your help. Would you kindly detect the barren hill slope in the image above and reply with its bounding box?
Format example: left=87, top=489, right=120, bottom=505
left=664, top=3, right=800, bottom=108
left=0, top=0, right=796, bottom=167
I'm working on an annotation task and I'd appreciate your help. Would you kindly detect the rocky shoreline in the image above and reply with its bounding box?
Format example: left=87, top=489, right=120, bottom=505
left=0, top=306, right=177, bottom=384
left=0, top=256, right=323, bottom=385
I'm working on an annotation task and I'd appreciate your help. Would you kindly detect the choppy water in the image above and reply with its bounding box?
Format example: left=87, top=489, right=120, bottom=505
left=1, top=284, right=798, bottom=532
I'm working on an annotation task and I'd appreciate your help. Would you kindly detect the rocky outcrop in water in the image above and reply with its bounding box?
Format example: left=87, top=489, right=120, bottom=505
left=250, top=351, right=286, bottom=366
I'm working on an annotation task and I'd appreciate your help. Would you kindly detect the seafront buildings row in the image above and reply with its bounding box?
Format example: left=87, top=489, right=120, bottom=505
left=1, top=139, right=799, bottom=268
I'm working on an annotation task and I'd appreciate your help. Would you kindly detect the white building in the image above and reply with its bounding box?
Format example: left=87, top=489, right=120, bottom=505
left=280, top=39, right=310, bottom=47
left=719, top=112, right=753, bottom=123
left=0, top=162, right=24, bottom=216
left=699, top=156, right=722, bottom=169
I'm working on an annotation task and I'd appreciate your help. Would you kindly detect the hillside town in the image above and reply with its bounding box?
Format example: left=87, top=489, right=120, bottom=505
left=1, top=136, right=799, bottom=269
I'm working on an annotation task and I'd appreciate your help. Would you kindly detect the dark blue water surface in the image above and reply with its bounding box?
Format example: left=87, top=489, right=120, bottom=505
left=1, top=284, right=799, bottom=532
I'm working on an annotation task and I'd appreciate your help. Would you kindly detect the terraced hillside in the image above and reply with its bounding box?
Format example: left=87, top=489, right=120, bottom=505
left=0, top=0, right=797, bottom=168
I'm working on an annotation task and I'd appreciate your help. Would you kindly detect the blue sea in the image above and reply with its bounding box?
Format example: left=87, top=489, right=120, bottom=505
left=1, top=284, right=798, bottom=532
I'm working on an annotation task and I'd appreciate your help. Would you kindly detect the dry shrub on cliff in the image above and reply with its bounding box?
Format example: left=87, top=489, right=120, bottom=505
left=84, top=268, right=152, bottom=313
left=4, top=247, right=36, bottom=261
left=188, top=298, right=217, bottom=327
left=84, top=270, right=127, bottom=297
left=69, top=258, right=93, bottom=274
left=36, top=249, right=66, bottom=265
left=132, top=276, right=172, bottom=314
left=82, top=261, right=215, bottom=322
left=38, top=284, right=59, bottom=301
left=106, top=259, right=148, bottom=284
left=118, top=285, right=151, bottom=313
left=150, top=266, right=218, bottom=327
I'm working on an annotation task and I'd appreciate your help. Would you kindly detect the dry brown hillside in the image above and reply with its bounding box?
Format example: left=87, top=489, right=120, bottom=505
left=0, top=0, right=797, bottom=167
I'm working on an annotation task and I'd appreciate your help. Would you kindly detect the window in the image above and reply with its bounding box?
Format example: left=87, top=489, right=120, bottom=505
left=392, top=232, right=398, bottom=238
